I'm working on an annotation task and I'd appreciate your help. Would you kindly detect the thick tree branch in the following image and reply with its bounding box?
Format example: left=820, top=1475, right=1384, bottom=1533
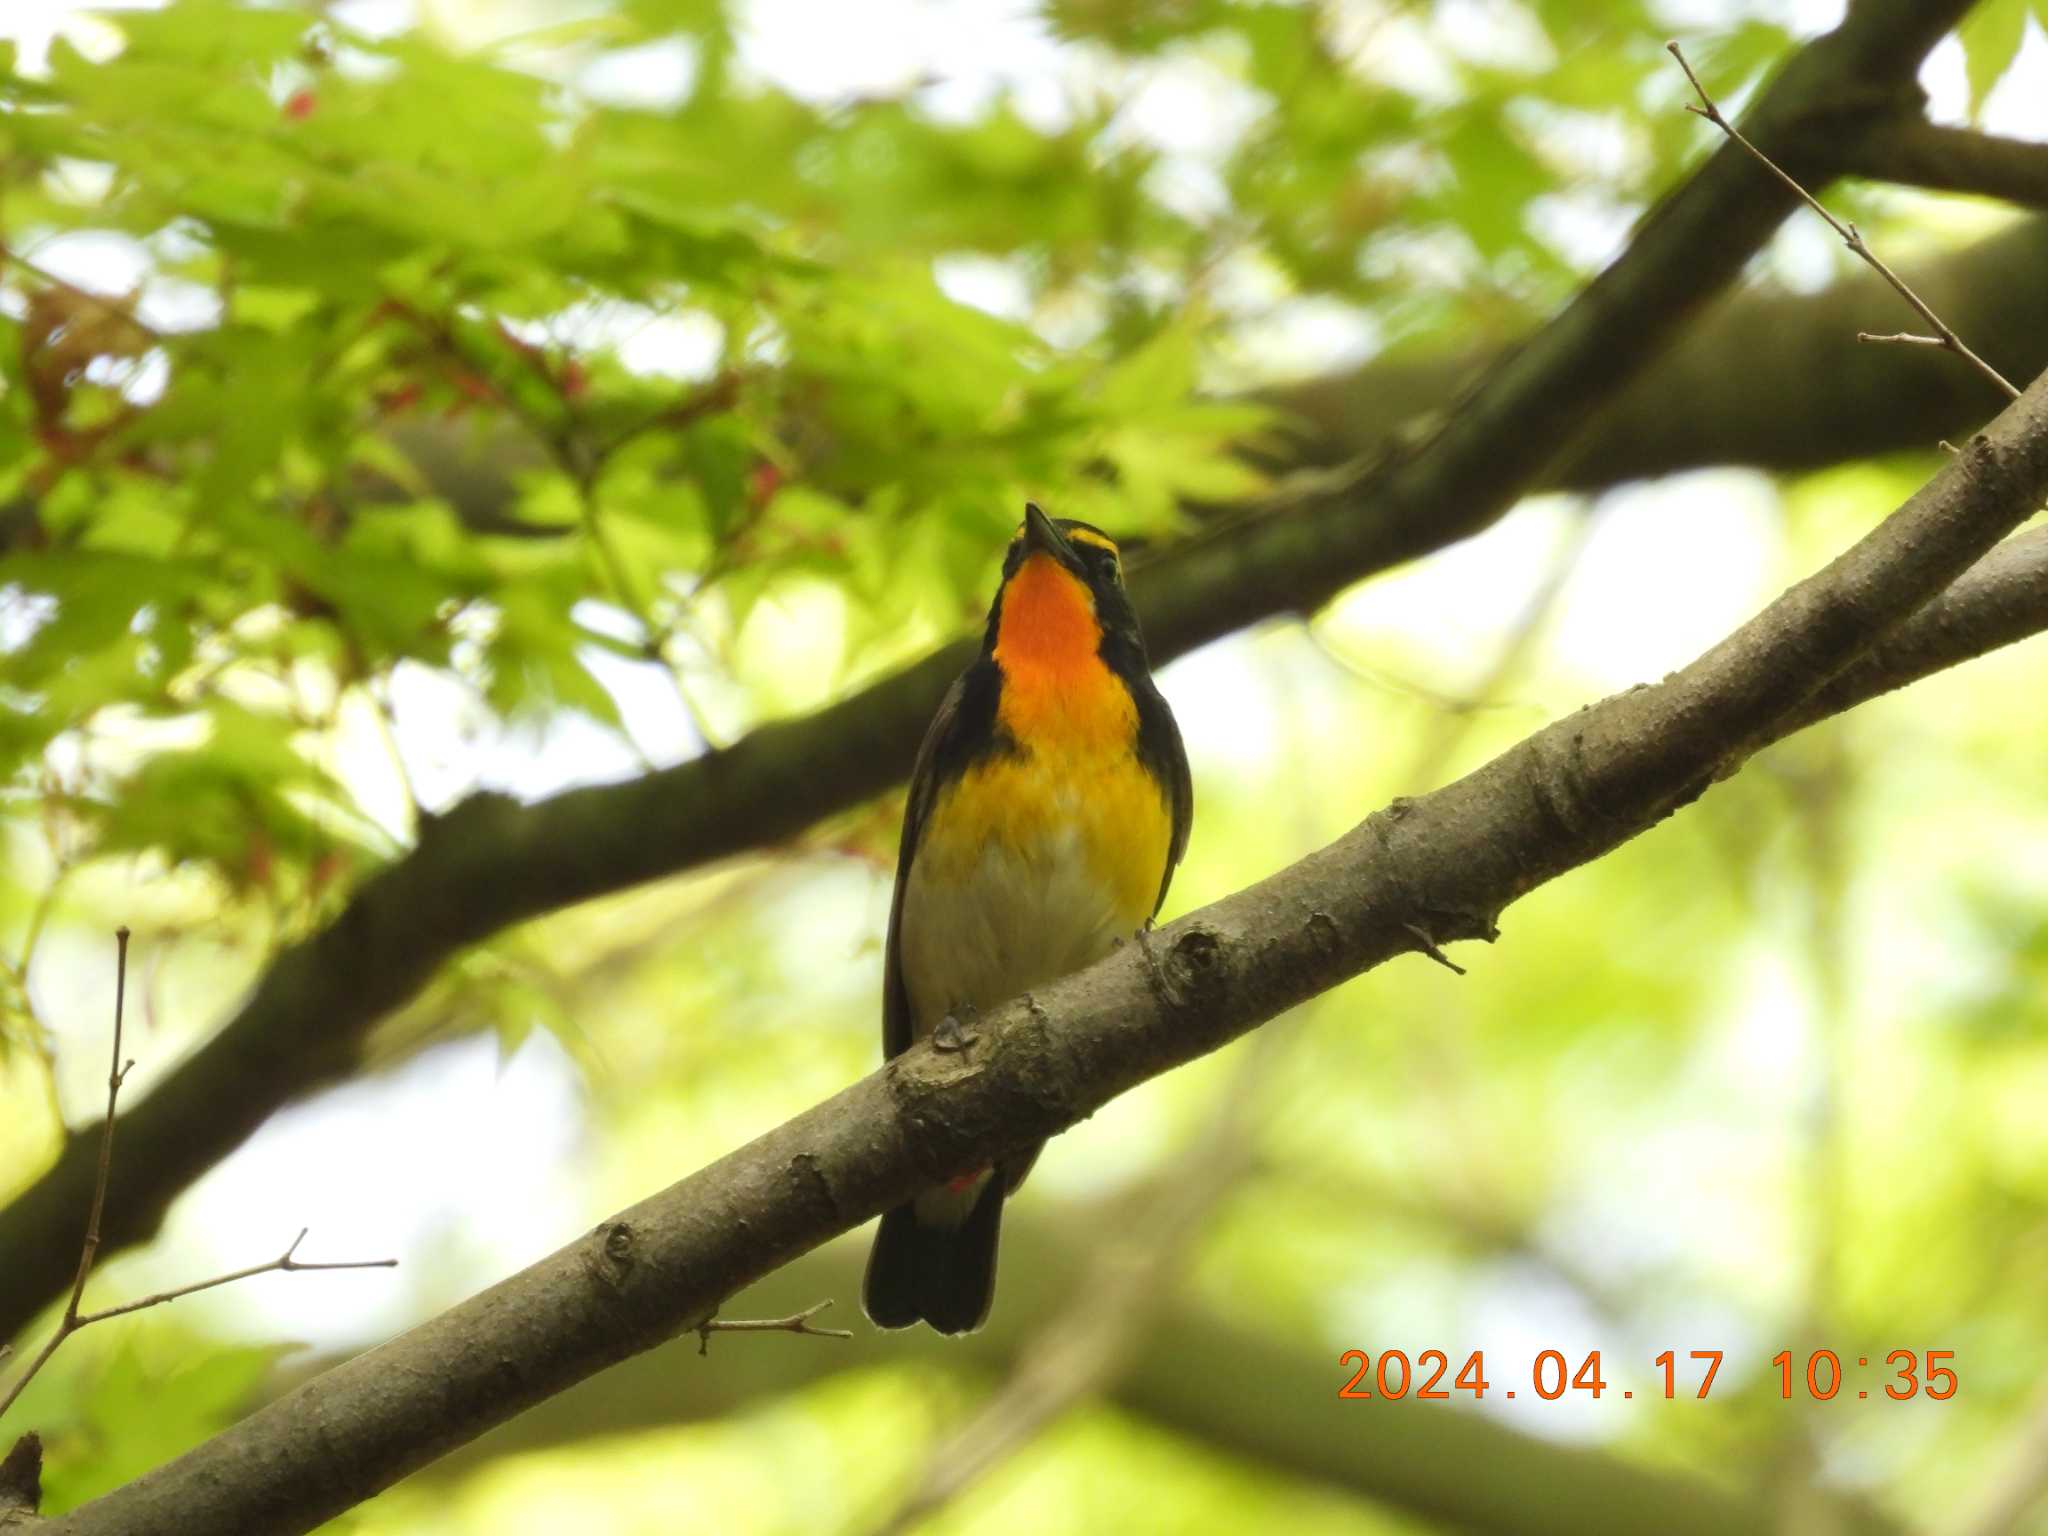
left=1845, top=117, right=2048, bottom=208
left=39, top=355, right=2048, bottom=1536
left=1272, top=214, right=2048, bottom=493
left=1787, top=521, right=2048, bottom=730
left=0, top=4, right=1976, bottom=1345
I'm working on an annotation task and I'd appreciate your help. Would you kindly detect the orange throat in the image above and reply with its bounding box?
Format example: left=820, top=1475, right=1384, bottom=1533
left=994, top=554, right=1099, bottom=672
left=991, top=554, right=1130, bottom=747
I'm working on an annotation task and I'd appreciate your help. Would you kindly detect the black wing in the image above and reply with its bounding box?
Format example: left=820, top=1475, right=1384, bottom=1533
left=883, top=661, right=1006, bottom=1058
left=1135, top=678, right=1193, bottom=920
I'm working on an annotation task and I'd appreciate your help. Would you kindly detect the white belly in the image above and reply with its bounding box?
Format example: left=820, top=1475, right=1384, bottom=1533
left=897, top=814, right=1136, bottom=1038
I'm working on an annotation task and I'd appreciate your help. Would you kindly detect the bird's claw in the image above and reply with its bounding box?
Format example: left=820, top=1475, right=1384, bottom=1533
left=1111, top=917, right=1158, bottom=953
left=933, top=1006, right=980, bottom=1053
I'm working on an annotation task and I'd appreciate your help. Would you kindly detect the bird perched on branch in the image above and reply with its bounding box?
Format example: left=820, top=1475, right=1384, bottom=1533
left=864, top=503, right=1192, bottom=1335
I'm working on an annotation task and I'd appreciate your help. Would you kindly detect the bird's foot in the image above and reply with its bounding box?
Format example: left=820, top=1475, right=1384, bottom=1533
left=1110, top=916, right=1157, bottom=952
left=933, top=1005, right=980, bottom=1054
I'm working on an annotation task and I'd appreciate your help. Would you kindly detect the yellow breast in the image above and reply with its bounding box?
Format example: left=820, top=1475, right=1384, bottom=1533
left=899, top=667, right=1173, bottom=1033
left=916, top=739, right=1172, bottom=929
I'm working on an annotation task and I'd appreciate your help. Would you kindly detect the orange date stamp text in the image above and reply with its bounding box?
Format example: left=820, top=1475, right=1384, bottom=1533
left=1336, top=1349, right=1956, bottom=1402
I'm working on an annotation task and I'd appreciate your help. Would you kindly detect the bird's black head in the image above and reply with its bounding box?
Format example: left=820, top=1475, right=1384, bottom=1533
left=984, top=502, right=1145, bottom=664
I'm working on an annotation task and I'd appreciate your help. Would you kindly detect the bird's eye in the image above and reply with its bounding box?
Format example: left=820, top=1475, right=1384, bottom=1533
left=1094, top=549, right=1123, bottom=587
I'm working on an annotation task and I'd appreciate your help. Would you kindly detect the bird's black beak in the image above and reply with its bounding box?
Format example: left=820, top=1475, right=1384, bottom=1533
left=1022, top=502, right=1069, bottom=562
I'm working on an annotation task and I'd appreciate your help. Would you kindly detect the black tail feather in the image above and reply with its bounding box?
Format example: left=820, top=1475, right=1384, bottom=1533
left=863, top=1186, right=1005, bottom=1335
left=862, top=1205, right=927, bottom=1331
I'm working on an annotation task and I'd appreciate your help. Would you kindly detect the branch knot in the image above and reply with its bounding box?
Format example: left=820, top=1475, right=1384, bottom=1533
left=1142, top=926, right=1221, bottom=1017
left=589, top=1221, right=637, bottom=1293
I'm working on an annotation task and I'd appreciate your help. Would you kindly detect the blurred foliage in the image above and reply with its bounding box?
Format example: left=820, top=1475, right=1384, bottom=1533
left=3, top=1, right=2047, bottom=1534
left=1957, top=0, right=2048, bottom=113
left=4, top=1321, right=290, bottom=1513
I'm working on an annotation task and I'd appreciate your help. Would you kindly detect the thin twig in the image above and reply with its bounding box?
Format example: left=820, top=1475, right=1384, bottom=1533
left=74, top=1230, right=396, bottom=1327
left=72, top=927, right=133, bottom=1313
left=0, top=931, right=396, bottom=1426
left=1668, top=41, right=2020, bottom=401
left=694, top=1298, right=852, bottom=1355
left=1403, top=922, right=1468, bottom=976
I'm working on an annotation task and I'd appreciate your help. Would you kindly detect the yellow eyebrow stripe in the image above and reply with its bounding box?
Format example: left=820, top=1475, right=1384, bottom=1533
left=1066, top=528, right=1119, bottom=555
left=1007, top=518, right=1123, bottom=569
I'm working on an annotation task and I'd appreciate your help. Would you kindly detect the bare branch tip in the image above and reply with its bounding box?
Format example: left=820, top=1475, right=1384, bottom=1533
left=1665, top=41, right=1714, bottom=108
left=1402, top=923, right=1469, bottom=977
left=1669, top=28, right=2013, bottom=401
left=694, top=1298, right=856, bottom=1355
